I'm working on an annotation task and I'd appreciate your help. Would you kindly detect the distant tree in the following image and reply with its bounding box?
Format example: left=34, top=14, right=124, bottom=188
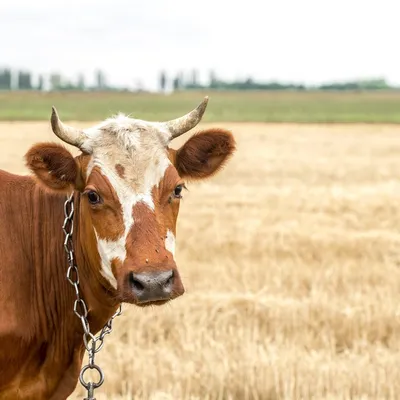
left=18, top=71, right=32, bottom=90
left=209, top=70, right=217, bottom=88
left=173, top=74, right=181, bottom=91
left=37, top=75, right=44, bottom=91
left=244, top=77, right=254, bottom=87
left=191, top=69, right=199, bottom=86
left=178, top=71, right=184, bottom=88
left=5, top=69, right=11, bottom=90
left=95, top=70, right=106, bottom=90
left=159, top=71, right=167, bottom=92
left=0, top=69, right=12, bottom=90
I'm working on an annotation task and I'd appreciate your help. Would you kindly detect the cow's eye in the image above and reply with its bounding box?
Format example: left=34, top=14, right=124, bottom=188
left=173, top=185, right=183, bottom=199
left=87, top=190, right=101, bottom=204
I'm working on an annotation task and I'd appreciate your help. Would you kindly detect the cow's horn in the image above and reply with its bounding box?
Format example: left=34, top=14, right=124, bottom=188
left=165, top=96, right=209, bottom=139
left=51, top=107, right=88, bottom=149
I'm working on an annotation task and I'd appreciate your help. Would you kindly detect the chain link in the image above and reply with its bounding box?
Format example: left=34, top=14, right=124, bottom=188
left=63, top=192, right=122, bottom=400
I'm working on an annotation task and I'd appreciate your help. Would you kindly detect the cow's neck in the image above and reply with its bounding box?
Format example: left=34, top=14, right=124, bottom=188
left=33, top=186, right=118, bottom=343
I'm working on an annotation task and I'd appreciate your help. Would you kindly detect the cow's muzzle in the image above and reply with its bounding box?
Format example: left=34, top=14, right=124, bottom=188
left=128, top=269, right=184, bottom=305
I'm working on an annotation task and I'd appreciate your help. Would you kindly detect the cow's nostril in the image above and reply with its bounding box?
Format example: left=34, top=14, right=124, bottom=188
left=130, top=273, right=145, bottom=292
left=165, top=271, right=174, bottom=289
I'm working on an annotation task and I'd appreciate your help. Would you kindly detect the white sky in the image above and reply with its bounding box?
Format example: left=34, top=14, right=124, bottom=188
left=1, top=0, right=400, bottom=90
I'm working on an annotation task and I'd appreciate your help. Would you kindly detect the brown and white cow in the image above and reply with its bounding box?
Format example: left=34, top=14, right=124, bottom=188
left=0, top=97, right=235, bottom=399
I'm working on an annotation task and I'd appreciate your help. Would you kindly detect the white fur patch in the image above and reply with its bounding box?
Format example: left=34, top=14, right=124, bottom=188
left=165, top=230, right=176, bottom=257
left=95, top=231, right=121, bottom=289
left=83, top=115, right=160, bottom=153
left=134, top=193, right=155, bottom=210
left=143, top=155, right=172, bottom=191
left=91, top=156, right=171, bottom=288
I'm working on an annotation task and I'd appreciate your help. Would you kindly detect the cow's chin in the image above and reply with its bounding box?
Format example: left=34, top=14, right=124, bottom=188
left=119, top=294, right=171, bottom=307
left=135, top=299, right=170, bottom=308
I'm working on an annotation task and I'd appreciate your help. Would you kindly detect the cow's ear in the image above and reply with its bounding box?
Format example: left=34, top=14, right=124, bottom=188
left=173, top=128, right=236, bottom=180
left=25, top=142, right=78, bottom=192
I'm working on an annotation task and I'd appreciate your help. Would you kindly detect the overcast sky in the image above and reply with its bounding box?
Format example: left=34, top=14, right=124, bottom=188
left=1, top=0, right=399, bottom=90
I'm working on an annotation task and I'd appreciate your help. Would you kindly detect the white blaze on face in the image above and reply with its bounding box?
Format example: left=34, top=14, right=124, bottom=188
left=95, top=234, right=124, bottom=289
left=84, top=116, right=174, bottom=288
left=92, top=164, right=137, bottom=289
left=165, top=230, right=176, bottom=257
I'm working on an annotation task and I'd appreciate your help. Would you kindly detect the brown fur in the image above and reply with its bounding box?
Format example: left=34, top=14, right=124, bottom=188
left=0, top=171, right=118, bottom=399
left=118, top=201, right=185, bottom=304
left=115, top=164, right=125, bottom=179
left=25, top=143, right=78, bottom=192
left=174, top=128, right=236, bottom=180
left=84, top=166, right=125, bottom=241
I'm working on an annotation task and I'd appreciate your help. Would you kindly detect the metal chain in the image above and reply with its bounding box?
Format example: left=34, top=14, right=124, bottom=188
left=63, top=192, right=122, bottom=400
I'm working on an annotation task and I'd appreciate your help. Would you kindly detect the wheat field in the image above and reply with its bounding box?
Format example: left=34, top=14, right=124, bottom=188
left=1, top=121, right=400, bottom=399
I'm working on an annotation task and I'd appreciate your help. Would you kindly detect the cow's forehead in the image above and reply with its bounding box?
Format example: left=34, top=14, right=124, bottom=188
left=84, top=114, right=174, bottom=191
left=85, top=114, right=170, bottom=151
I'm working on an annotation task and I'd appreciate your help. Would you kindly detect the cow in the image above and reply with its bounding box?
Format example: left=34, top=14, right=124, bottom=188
left=0, top=97, right=236, bottom=400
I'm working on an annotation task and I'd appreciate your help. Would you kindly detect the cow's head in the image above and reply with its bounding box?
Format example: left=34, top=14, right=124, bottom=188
left=25, top=98, right=235, bottom=306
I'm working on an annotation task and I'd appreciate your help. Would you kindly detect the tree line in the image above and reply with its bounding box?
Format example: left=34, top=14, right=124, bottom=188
left=160, top=71, right=394, bottom=91
left=0, top=69, right=108, bottom=91
left=0, top=67, right=396, bottom=92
